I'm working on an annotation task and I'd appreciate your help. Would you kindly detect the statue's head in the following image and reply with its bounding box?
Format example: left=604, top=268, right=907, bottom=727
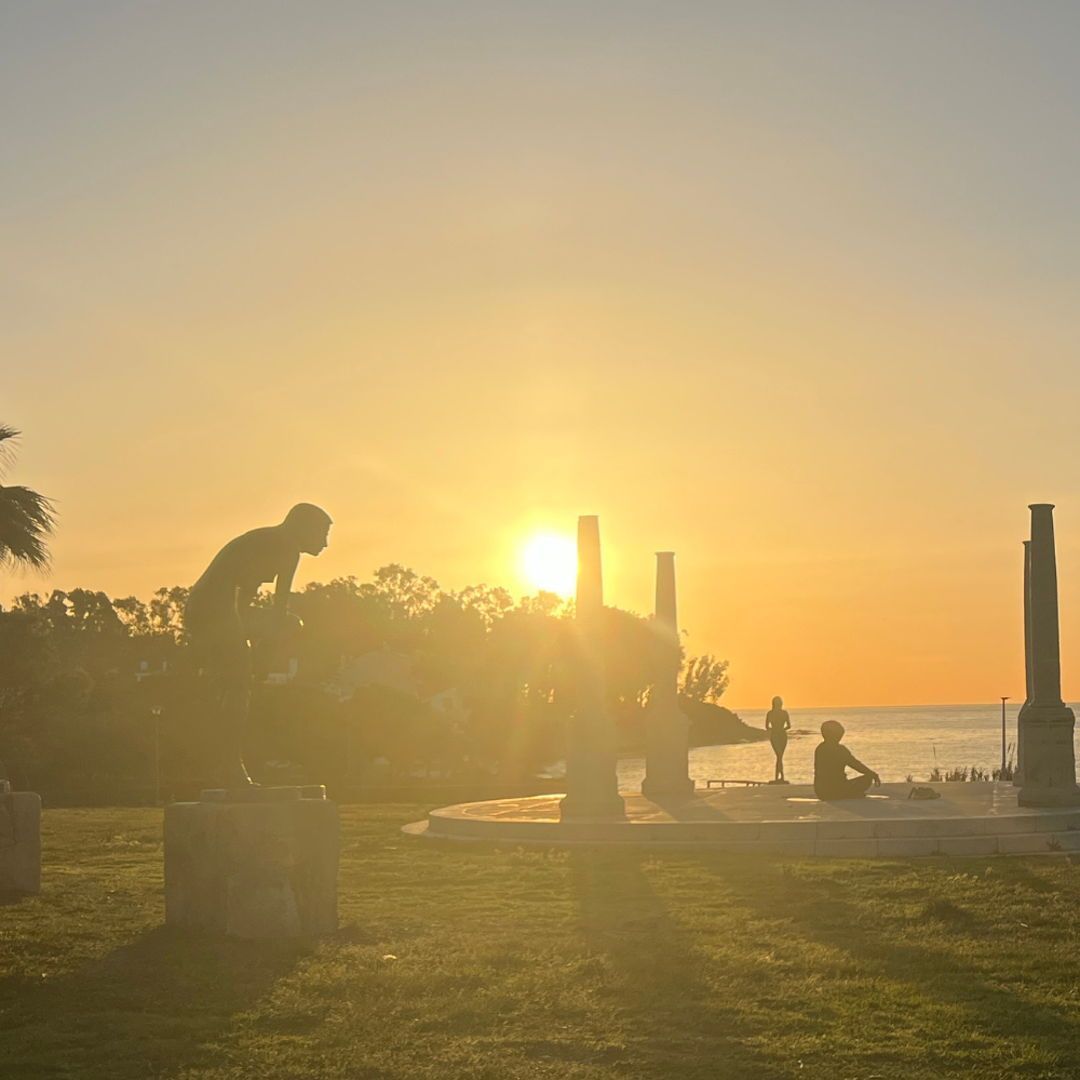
left=772, top=695, right=783, bottom=709
left=820, top=720, right=845, bottom=744
left=283, top=503, right=332, bottom=555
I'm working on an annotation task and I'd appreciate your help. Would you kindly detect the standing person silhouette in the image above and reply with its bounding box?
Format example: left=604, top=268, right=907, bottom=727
left=765, top=695, right=791, bottom=783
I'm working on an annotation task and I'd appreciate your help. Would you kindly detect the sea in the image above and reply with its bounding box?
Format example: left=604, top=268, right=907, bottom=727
left=614, top=702, right=1075, bottom=790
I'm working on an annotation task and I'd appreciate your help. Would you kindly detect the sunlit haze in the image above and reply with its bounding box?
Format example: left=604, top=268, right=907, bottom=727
left=521, top=533, right=577, bottom=598
left=6, top=3, right=1080, bottom=707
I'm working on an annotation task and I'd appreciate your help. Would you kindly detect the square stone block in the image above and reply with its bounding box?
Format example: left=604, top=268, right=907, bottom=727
left=0, top=791, right=41, bottom=895
left=165, top=788, right=339, bottom=938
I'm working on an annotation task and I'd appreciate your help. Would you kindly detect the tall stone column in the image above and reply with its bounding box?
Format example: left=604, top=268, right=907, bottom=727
left=1024, top=540, right=1034, bottom=705
left=642, top=552, right=694, bottom=800
left=1014, top=540, right=1032, bottom=786
left=1018, top=504, right=1079, bottom=807
left=560, top=516, right=625, bottom=820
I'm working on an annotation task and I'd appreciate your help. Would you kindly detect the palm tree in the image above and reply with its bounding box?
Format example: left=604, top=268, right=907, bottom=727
left=0, top=425, right=56, bottom=571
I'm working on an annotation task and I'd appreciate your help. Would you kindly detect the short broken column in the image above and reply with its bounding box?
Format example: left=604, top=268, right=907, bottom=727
left=1017, top=504, right=1079, bottom=807
left=642, top=552, right=693, bottom=800
left=165, top=785, right=339, bottom=938
left=0, top=782, right=42, bottom=895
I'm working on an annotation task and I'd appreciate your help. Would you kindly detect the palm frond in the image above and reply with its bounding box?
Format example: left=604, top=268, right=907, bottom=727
left=0, top=483, right=57, bottom=570
left=0, top=425, right=18, bottom=479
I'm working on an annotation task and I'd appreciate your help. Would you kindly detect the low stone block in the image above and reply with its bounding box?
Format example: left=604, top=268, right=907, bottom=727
left=937, top=835, right=999, bottom=857
left=1033, top=812, right=1080, bottom=832
left=987, top=814, right=1045, bottom=834
left=0, top=790, right=42, bottom=895
left=815, top=820, right=875, bottom=841
left=742, top=838, right=817, bottom=856
left=997, top=832, right=1059, bottom=855
left=875, top=836, right=940, bottom=857
left=815, top=838, right=879, bottom=858
left=758, top=821, right=816, bottom=841
left=165, top=788, right=339, bottom=938
left=874, top=817, right=984, bottom=839
left=1044, top=831, right=1080, bottom=851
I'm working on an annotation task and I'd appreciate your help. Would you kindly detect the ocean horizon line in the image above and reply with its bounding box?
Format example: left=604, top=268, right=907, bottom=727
left=726, top=700, right=1067, bottom=714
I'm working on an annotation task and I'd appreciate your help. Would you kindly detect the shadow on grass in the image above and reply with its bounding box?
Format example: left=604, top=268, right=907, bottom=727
left=2, top=925, right=311, bottom=1078
left=988, top=858, right=1064, bottom=896
left=569, top=849, right=778, bottom=1079
left=717, top=864, right=1080, bottom=1063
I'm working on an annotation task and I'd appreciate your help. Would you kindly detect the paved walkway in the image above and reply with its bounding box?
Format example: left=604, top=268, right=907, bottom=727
left=405, top=782, right=1080, bottom=857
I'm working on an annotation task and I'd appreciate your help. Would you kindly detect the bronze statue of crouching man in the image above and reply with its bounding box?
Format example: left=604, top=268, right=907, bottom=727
left=186, top=503, right=331, bottom=788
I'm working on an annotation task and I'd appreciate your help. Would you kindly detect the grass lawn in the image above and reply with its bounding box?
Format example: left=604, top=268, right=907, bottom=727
left=4, top=805, right=1080, bottom=1079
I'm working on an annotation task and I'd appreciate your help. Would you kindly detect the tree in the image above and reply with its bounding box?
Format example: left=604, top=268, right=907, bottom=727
left=0, top=425, right=56, bottom=571
left=680, top=654, right=730, bottom=704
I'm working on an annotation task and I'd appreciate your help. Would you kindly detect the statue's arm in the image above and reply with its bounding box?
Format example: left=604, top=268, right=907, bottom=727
left=274, top=552, right=300, bottom=617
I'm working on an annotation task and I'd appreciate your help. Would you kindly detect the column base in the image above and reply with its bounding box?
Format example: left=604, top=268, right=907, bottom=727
left=559, top=791, right=626, bottom=821
left=1017, top=703, right=1080, bottom=808
left=641, top=775, right=695, bottom=801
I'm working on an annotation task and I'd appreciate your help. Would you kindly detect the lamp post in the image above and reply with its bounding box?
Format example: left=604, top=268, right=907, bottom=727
left=1000, top=696, right=1009, bottom=776
left=151, top=705, right=163, bottom=806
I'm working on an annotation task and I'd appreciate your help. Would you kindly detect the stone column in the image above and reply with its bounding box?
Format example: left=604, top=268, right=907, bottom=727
left=1024, top=540, right=1034, bottom=705
left=559, top=516, right=625, bottom=820
left=1018, top=504, right=1079, bottom=807
left=1014, top=540, right=1032, bottom=785
left=642, top=552, right=693, bottom=800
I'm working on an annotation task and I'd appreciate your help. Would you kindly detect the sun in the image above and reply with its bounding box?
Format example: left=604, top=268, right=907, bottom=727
left=521, top=532, right=577, bottom=597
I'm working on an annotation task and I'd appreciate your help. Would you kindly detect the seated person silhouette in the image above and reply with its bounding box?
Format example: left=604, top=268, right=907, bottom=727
left=814, top=720, right=881, bottom=800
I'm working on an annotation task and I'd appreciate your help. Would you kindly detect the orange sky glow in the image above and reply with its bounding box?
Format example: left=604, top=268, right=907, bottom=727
left=5, top=4, right=1080, bottom=708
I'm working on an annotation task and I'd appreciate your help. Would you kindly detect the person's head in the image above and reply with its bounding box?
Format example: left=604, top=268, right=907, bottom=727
left=282, top=503, right=332, bottom=555
left=772, top=695, right=783, bottom=709
left=820, top=720, right=845, bottom=744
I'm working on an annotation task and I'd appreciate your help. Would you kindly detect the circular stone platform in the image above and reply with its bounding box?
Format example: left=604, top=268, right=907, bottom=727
left=404, top=782, right=1080, bottom=856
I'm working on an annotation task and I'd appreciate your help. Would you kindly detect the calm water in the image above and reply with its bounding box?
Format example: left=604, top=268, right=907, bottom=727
left=615, top=703, right=1078, bottom=789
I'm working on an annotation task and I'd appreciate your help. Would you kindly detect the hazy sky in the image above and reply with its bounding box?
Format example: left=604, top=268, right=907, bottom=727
left=5, top=2, right=1080, bottom=707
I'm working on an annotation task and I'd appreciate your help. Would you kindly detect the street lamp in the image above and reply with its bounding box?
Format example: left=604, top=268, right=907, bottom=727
left=1000, top=696, right=1009, bottom=776
left=151, top=705, right=163, bottom=805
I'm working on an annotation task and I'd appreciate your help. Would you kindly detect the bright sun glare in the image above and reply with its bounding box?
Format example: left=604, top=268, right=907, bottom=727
left=521, top=533, right=577, bottom=597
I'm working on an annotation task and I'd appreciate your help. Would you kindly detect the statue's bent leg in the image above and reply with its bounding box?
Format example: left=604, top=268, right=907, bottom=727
left=216, top=637, right=254, bottom=787
left=190, top=613, right=255, bottom=788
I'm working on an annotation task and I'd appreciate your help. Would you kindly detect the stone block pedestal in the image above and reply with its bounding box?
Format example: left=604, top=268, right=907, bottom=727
left=0, top=786, right=42, bottom=895
left=165, top=786, right=339, bottom=938
left=1017, top=705, right=1080, bottom=807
